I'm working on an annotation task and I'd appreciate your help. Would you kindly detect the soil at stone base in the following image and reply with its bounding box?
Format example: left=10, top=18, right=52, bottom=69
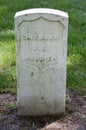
left=0, top=89, right=86, bottom=130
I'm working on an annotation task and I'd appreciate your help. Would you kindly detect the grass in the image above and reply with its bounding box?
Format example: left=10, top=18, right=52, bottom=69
left=0, top=0, right=86, bottom=94
left=0, top=30, right=16, bottom=91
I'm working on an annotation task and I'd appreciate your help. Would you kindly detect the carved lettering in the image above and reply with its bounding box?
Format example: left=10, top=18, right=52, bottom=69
left=23, top=31, right=59, bottom=41
left=21, top=56, right=57, bottom=62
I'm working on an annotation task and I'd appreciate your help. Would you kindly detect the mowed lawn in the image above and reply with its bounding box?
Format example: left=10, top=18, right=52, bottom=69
left=0, top=0, right=86, bottom=94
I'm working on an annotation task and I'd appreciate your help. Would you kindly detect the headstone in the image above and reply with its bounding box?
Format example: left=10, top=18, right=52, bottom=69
left=14, top=8, right=68, bottom=116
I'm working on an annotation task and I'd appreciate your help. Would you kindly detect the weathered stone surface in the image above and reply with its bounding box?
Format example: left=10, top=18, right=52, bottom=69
left=14, top=8, right=68, bottom=115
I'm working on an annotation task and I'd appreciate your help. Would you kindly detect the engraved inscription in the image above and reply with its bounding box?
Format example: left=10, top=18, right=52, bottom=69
left=23, top=31, right=59, bottom=41
left=18, top=17, right=64, bottom=70
left=20, top=55, right=59, bottom=70
left=22, top=56, right=57, bottom=62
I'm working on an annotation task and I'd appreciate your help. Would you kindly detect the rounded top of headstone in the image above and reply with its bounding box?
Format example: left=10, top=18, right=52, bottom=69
left=15, top=8, right=68, bottom=18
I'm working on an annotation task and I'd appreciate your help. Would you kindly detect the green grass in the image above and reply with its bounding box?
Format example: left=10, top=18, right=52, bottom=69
left=0, top=30, right=16, bottom=91
left=0, top=0, right=86, bottom=94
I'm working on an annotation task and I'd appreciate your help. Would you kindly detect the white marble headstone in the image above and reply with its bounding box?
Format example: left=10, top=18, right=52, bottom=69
left=15, top=8, right=68, bottom=115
